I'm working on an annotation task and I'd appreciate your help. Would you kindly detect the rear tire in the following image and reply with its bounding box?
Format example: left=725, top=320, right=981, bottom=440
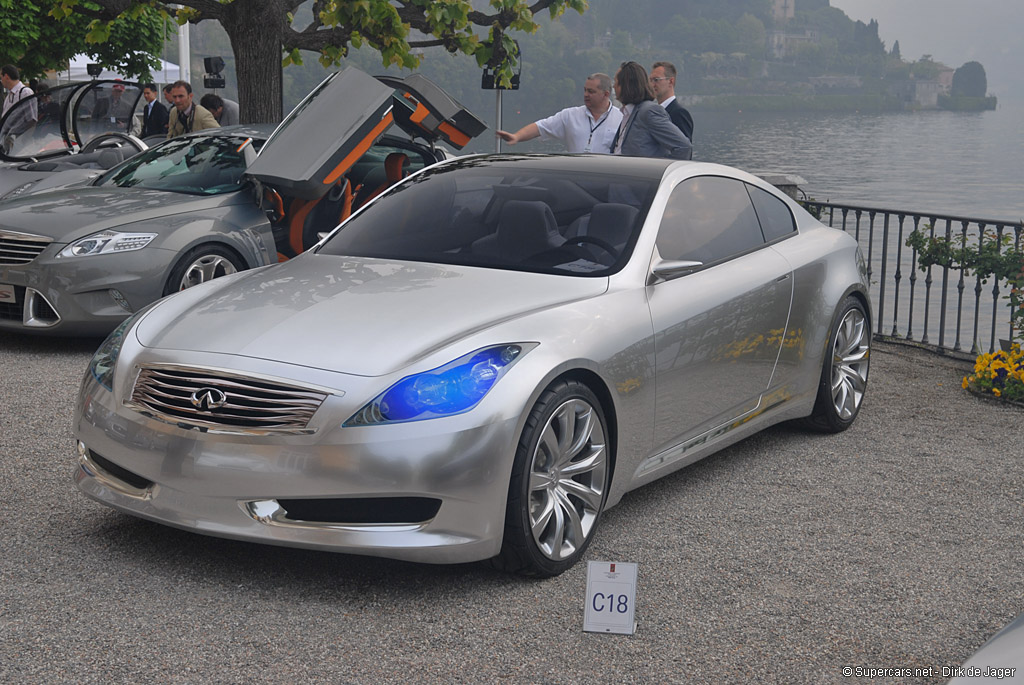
left=163, top=245, right=244, bottom=296
left=802, top=295, right=870, bottom=433
left=491, top=380, right=610, bottom=577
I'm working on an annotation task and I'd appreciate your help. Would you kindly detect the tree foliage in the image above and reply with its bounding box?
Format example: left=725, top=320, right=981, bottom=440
left=0, top=0, right=168, bottom=81
left=910, top=55, right=940, bottom=81
left=46, top=0, right=588, bottom=123
left=952, top=61, right=987, bottom=97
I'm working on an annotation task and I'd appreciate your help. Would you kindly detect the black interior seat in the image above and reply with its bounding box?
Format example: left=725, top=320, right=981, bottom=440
left=585, top=203, right=640, bottom=251
left=471, top=200, right=565, bottom=262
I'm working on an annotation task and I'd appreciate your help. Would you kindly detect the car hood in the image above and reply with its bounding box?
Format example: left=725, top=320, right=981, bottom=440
left=135, top=255, right=607, bottom=377
left=0, top=186, right=246, bottom=241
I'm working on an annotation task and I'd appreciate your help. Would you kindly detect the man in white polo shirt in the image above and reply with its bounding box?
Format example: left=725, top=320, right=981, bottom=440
left=496, top=73, right=621, bottom=153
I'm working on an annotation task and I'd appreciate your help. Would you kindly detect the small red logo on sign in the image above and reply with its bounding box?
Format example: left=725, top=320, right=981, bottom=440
left=610, top=563, right=616, bottom=573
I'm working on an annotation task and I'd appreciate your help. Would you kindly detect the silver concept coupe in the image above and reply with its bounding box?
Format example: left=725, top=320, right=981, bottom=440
left=0, top=68, right=485, bottom=335
left=73, top=153, right=872, bottom=577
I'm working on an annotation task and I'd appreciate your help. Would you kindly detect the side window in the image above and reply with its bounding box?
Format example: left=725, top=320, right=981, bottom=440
left=747, top=184, right=797, bottom=242
left=656, top=176, right=765, bottom=265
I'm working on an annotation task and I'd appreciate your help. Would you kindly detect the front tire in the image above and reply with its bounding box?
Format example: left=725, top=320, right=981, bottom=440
left=163, top=245, right=244, bottom=296
left=492, top=380, right=610, bottom=577
left=803, top=295, right=870, bottom=432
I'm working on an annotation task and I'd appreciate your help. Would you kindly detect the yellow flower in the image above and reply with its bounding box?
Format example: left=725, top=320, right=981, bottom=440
left=993, top=388, right=1002, bottom=397
left=962, top=376, right=969, bottom=389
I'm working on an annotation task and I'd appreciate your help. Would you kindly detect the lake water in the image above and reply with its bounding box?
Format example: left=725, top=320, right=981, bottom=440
left=694, top=102, right=1024, bottom=223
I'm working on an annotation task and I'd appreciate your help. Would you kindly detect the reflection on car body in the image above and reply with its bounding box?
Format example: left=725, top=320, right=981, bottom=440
left=73, top=153, right=872, bottom=577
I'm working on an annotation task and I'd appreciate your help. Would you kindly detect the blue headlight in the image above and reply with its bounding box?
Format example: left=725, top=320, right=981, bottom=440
left=344, top=344, right=530, bottom=426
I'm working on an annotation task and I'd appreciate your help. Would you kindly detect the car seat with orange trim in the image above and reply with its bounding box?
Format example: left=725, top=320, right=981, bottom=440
left=272, top=177, right=353, bottom=261
left=353, top=152, right=409, bottom=210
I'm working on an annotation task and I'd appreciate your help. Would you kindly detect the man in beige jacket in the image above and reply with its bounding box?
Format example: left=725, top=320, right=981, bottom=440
left=167, top=80, right=220, bottom=138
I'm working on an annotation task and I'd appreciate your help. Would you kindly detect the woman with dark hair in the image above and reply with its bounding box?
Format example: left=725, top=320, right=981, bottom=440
left=610, top=62, right=692, bottom=159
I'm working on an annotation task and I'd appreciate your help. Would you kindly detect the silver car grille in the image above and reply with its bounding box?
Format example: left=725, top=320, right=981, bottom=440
left=0, top=230, right=52, bottom=265
left=129, top=365, right=330, bottom=433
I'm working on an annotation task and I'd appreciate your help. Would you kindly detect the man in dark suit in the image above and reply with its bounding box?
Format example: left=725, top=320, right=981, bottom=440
left=650, top=62, right=694, bottom=144
left=140, top=83, right=169, bottom=138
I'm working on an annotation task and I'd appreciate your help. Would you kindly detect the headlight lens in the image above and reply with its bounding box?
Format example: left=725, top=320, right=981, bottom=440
left=344, top=344, right=531, bottom=426
left=59, top=230, right=157, bottom=258
left=88, top=316, right=135, bottom=391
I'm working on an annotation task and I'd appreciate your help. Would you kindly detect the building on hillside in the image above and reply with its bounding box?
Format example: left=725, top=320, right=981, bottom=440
left=937, top=67, right=955, bottom=94
left=768, top=30, right=820, bottom=60
left=889, top=79, right=943, bottom=108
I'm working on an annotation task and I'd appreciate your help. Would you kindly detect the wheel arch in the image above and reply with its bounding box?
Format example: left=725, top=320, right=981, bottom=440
left=545, top=367, right=619, bottom=490
left=161, top=240, right=250, bottom=296
left=845, top=286, right=872, bottom=332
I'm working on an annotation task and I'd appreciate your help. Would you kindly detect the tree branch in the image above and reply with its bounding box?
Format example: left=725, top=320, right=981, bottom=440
left=171, top=0, right=229, bottom=21
left=282, top=24, right=351, bottom=53
left=299, top=0, right=328, bottom=34
left=465, top=0, right=563, bottom=26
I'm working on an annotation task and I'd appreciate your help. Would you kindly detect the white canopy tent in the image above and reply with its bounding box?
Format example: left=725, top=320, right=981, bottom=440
left=57, top=55, right=181, bottom=84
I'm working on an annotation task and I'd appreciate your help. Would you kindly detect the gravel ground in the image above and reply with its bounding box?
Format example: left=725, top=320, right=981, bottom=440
left=0, top=333, right=1021, bottom=684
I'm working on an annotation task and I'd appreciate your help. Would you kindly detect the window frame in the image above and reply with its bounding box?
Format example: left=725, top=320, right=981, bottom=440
left=653, top=174, right=772, bottom=271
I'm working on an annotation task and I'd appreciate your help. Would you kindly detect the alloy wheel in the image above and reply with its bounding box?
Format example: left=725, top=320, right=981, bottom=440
left=527, top=398, right=608, bottom=561
left=178, top=254, right=239, bottom=291
left=830, top=308, right=870, bottom=420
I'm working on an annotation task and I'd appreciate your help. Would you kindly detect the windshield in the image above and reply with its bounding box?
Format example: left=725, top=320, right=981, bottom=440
left=96, top=135, right=261, bottom=195
left=318, top=157, right=660, bottom=277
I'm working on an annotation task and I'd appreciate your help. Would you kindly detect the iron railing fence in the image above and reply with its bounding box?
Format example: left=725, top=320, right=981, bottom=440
left=800, top=201, right=1022, bottom=358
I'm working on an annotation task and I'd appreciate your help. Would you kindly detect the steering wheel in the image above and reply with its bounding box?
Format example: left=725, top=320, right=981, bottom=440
left=79, top=132, right=147, bottom=156
left=566, top=235, right=618, bottom=260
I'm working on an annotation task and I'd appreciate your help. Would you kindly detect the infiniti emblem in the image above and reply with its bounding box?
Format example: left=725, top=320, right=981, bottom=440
left=190, top=387, right=228, bottom=411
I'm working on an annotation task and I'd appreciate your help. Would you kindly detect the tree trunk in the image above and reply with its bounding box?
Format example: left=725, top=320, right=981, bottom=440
left=217, top=0, right=285, bottom=123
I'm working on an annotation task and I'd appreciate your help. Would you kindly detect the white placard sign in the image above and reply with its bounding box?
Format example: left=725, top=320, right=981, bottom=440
left=583, top=560, right=638, bottom=634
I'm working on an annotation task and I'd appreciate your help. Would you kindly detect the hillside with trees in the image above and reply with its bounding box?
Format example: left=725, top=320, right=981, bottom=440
left=57, top=0, right=994, bottom=138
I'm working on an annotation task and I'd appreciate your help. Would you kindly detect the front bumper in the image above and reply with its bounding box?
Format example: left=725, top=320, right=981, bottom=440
left=0, top=247, right=172, bottom=336
left=73, top=360, right=522, bottom=564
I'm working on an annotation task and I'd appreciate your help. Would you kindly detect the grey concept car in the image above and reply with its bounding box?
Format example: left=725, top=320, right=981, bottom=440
left=73, top=153, right=872, bottom=577
left=0, top=68, right=485, bottom=335
left=0, top=79, right=151, bottom=201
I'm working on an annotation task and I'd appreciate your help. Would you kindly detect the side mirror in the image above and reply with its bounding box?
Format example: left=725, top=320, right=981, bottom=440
left=650, top=259, right=704, bottom=283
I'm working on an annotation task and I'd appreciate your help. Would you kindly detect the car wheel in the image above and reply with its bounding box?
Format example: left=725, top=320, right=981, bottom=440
left=492, top=380, right=610, bottom=577
left=803, top=295, right=870, bottom=433
left=163, top=245, right=244, bottom=296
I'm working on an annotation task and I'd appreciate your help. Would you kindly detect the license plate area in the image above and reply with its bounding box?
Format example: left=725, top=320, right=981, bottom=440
left=0, top=283, right=17, bottom=304
left=0, top=283, right=23, bottom=320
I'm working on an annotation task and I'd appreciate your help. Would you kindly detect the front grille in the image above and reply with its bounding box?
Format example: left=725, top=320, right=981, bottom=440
left=129, top=365, right=330, bottom=433
left=0, top=230, right=51, bottom=265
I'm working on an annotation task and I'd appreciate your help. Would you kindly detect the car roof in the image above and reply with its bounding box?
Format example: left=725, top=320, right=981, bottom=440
left=444, top=152, right=679, bottom=180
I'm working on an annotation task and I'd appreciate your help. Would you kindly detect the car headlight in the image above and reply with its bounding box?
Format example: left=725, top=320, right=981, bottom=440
left=87, top=315, right=136, bottom=392
left=344, top=344, right=532, bottom=426
left=59, top=230, right=157, bottom=258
